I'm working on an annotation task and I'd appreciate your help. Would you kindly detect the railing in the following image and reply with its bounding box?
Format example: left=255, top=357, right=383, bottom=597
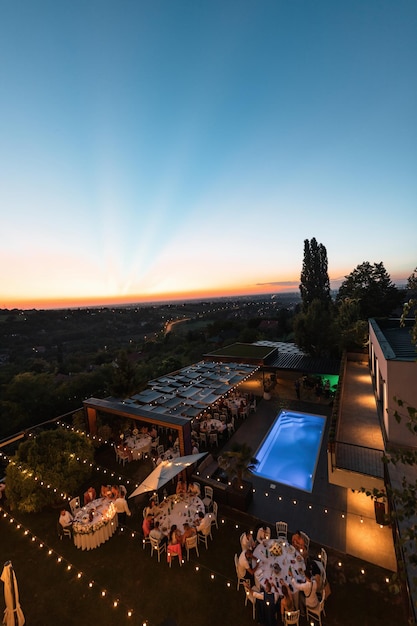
left=331, top=440, right=384, bottom=478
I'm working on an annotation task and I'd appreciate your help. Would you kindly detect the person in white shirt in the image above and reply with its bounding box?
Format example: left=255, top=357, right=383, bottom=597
left=149, top=520, right=168, bottom=546
left=114, top=496, right=131, bottom=526
left=195, top=511, right=211, bottom=536
left=256, top=524, right=271, bottom=544
left=59, top=509, right=73, bottom=528
left=240, top=530, right=255, bottom=552
left=292, top=568, right=319, bottom=615
left=237, top=549, right=259, bottom=584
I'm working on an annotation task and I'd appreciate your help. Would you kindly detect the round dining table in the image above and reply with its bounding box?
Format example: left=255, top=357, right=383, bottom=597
left=125, top=434, right=152, bottom=460
left=72, top=497, right=118, bottom=550
left=154, top=493, right=205, bottom=535
left=253, top=538, right=306, bottom=596
left=200, top=418, right=226, bottom=434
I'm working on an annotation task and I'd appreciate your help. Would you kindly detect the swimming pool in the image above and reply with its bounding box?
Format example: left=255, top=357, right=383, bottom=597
left=252, top=410, right=326, bottom=492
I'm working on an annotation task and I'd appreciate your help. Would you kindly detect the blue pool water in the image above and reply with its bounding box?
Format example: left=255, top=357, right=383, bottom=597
left=252, top=410, right=326, bottom=492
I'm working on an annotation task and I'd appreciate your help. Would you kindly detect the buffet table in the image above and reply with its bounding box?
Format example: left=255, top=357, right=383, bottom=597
left=72, top=498, right=118, bottom=550
left=154, top=493, right=205, bottom=535
left=253, top=538, right=306, bottom=594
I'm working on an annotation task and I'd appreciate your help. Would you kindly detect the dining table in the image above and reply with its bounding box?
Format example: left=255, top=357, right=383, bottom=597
left=200, top=418, right=227, bottom=434
left=156, top=447, right=180, bottom=465
left=153, top=493, right=205, bottom=535
left=124, top=434, right=152, bottom=460
left=72, top=497, right=118, bottom=550
left=253, top=538, right=306, bottom=599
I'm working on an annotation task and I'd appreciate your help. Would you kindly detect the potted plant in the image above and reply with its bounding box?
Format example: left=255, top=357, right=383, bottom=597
left=218, top=442, right=258, bottom=511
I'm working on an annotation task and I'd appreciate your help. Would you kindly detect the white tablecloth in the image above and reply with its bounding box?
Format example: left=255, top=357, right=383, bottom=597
left=253, top=539, right=306, bottom=594
left=154, top=494, right=205, bottom=535
left=200, top=419, right=226, bottom=433
left=72, top=498, right=118, bottom=550
left=125, top=435, right=152, bottom=460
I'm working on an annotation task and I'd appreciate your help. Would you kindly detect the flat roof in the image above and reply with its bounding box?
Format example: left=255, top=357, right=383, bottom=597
left=370, top=318, right=417, bottom=361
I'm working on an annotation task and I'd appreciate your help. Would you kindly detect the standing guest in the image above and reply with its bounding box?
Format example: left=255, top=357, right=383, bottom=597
left=256, top=524, right=271, bottom=544
left=252, top=579, right=280, bottom=626
left=59, top=509, right=73, bottom=529
left=84, top=486, right=96, bottom=505
left=294, top=378, right=301, bottom=399
left=291, top=530, right=306, bottom=552
left=144, top=499, right=159, bottom=518
left=191, top=441, right=199, bottom=455
left=291, top=568, right=319, bottom=616
left=114, top=495, right=131, bottom=526
left=240, top=530, right=255, bottom=552
left=149, top=520, right=168, bottom=547
left=237, top=549, right=259, bottom=585
left=142, top=513, right=154, bottom=538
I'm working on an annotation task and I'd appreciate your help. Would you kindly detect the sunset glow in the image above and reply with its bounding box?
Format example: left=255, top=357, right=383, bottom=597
left=0, top=1, right=415, bottom=310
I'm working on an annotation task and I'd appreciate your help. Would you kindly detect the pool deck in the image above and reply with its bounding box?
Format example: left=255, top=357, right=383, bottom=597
left=221, top=363, right=397, bottom=572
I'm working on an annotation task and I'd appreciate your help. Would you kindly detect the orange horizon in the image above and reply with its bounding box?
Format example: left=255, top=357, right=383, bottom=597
left=1, top=284, right=301, bottom=311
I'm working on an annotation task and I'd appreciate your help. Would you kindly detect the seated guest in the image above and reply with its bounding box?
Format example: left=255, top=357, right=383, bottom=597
left=149, top=426, right=158, bottom=439
left=279, top=581, right=295, bottom=619
left=149, top=520, right=168, bottom=547
left=144, top=498, right=159, bottom=518
left=167, top=524, right=182, bottom=563
left=114, top=495, right=131, bottom=526
left=181, top=522, right=196, bottom=545
left=142, top=513, right=154, bottom=538
left=237, top=549, right=259, bottom=585
left=195, top=511, right=211, bottom=536
left=188, top=482, right=201, bottom=496
left=240, top=530, right=255, bottom=552
left=256, top=524, right=271, bottom=544
left=111, top=485, right=120, bottom=499
left=101, top=484, right=112, bottom=499
left=191, top=441, right=199, bottom=455
left=291, top=568, right=319, bottom=615
left=59, top=509, right=73, bottom=529
left=291, top=530, right=306, bottom=552
left=84, top=486, right=96, bottom=505
left=176, top=477, right=187, bottom=495
left=251, top=579, right=280, bottom=623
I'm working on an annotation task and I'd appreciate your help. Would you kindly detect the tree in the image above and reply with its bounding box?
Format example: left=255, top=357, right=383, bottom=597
left=218, top=442, right=258, bottom=489
left=109, top=350, right=139, bottom=398
left=293, top=298, right=338, bottom=357
left=6, top=429, right=94, bottom=513
left=299, top=237, right=331, bottom=312
left=336, top=261, right=401, bottom=319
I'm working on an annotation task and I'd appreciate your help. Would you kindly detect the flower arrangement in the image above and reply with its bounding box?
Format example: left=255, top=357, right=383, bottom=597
left=72, top=502, right=115, bottom=535
left=269, top=541, right=283, bottom=557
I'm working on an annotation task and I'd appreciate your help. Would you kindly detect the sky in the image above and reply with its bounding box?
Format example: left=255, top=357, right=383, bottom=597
left=0, top=0, right=416, bottom=310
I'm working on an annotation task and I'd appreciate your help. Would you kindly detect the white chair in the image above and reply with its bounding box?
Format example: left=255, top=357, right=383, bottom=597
left=208, top=433, right=218, bottom=447
left=149, top=535, right=166, bottom=562
left=185, top=534, right=199, bottom=560
left=58, top=522, right=72, bottom=540
left=306, top=590, right=326, bottom=626
left=284, top=609, right=300, bottom=625
left=244, top=583, right=257, bottom=620
left=276, top=521, right=288, bottom=539
left=116, top=447, right=130, bottom=466
left=320, top=547, right=327, bottom=572
left=202, top=485, right=213, bottom=511
left=69, top=497, right=80, bottom=515
left=197, top=521, right=212, bottom=550
left=151, top=436, right=159, bottom=451
left=234, top=554, right=249, bottom=591
left=211, top=501, right=219, bottom=529
left=157, top=444, right=165, bottom=457
left=199, top=432, right=207, bottom=448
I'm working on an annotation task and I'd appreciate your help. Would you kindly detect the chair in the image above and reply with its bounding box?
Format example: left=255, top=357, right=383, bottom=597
left=197, top=521, right=212, bottom=549
left=151, top=436, right=159, bottom=451
left=306, top=590, right=326, bottom=626
left=234, top=554, right=249, bottom=591
left=157, top=444, right=165, bottom=457
left=275, top=521, right=288, bottom=539
left=211, top=501, right=219, bottom=529
left=167, top=543, right=182, bottom=567
left=244, top=583, right=257, bottom=620
left=319, top=547, right=327, bottom=573
left=116, top=447, right=130, bottom=467
left=185, top=534, right=199, bottom=560
left=69, top=497, right=80, bottom=515
left=199, top=432, right=207, bottom=448
left=300, top=530, right=310, bottom=553
left=149, top=535, right=166, bottom=562
left=284, top=609, right=300, bottom=625
left=202, top=485, right=213, bottom=511
left=57, top=522, right=71, bottom=540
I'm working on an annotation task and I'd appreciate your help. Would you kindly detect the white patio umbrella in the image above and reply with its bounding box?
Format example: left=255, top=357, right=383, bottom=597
left=1, top=561, right=25, bottom=626
left=128, top=452, right=206, bottom=499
